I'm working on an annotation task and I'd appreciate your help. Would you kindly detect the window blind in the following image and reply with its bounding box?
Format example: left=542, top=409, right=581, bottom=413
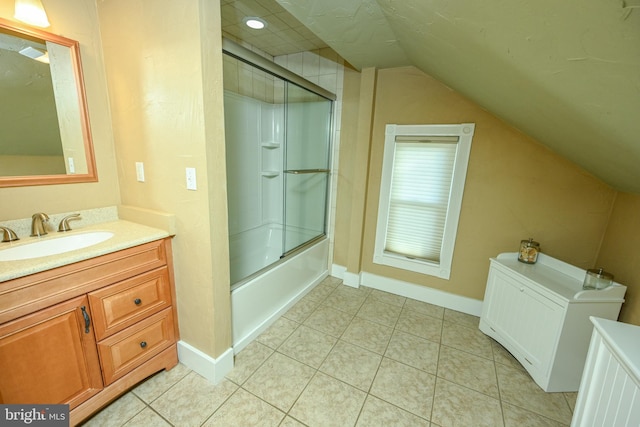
left=385, top=140, right=458, bottom=262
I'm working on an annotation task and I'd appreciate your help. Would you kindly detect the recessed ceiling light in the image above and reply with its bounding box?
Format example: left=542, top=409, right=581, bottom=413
left=244, top=17, right=267, bottom=30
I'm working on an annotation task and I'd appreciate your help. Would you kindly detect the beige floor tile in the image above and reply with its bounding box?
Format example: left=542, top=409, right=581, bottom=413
left=356, top=395, right=430, bottom=427
left=320, top=340, right=382, bottom=391
left=357, top=298, right=402, bottom=327
left=242, top=352, right=315, bottom=411
left=278, top=324, right=337, bottom=368
left=321, top=276, right=344, bottom=288
left=202, top=388, right=285, bottom=426
left=396, top=308, right=443, bottom=342
left=437, top=345, right=499, bottom=397
left=122, top=407, right=171, bottom=427
left=132, top=363, right=191, bottom=403
left=563, top=392, right=578, bottom=413
left=306, top=282, right=337, bottom=302
left=341, top=316, right=393, bottom=354
left=304, top=304, right=354, bottom=337
left=385, top=330, right=440, bottom=374
left=496, top=363, right=573, bottom=424
left=280, top=416, right=308, bottom=427
left=370, top=357, right=436, bottom=419
left=404, top=299, right=445, bottom=319
left=82, top=392, right=145, bottom=427
left=502, top=402, right=569, bottom=427
left=431, top=378, right=504, bottom=427
left=256, top=316, right=299, bottom=349
left=290, top=372, right=367, bottom=427
left=491, top=339, right=526, bottom=371
left=441, top=321, right=493, bottom=359
left=369, top=289, right=407, bottom=307
left=225, top=340, right=273, bottom=385
left=322, top=286, right=367, bottom=315
left=283, top=295, right=321, bottom=323
left=443, top=309, right=480, bottom=328
left=150, top=372, right=237, bottom=427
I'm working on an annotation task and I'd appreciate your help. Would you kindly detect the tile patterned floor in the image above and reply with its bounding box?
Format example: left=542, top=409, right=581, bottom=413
left=82, top=276, right=578, bottom=427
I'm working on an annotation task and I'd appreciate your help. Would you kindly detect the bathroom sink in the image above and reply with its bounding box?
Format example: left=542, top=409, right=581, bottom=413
left=0, top=231, right=114, bottom=261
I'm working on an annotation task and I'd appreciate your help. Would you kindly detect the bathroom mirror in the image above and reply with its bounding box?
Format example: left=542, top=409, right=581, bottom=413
left=0, top=17, right=96, bottom=187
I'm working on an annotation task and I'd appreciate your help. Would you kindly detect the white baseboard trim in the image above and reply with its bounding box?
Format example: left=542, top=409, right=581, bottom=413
left=331, top=264, right=359, bottom=288
left=343, top=271, right=361, bottom=288
left=177, top=341, right=234, bottom=385
left=331, top=264, right=347, bottom=279
left=360, top=272, right=483, bottom=316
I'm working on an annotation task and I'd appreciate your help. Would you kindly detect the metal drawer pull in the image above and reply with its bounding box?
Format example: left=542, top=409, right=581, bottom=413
left=134, top=298, right=142, bottom=305
left=140, top=341, right=147, bottom=349
left=80, top=306, right=90, bottom=333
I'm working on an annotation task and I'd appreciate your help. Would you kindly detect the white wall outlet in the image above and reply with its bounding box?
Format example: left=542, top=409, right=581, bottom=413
left=68, top=157, right=75, bottom=174
left=135, top=162, right=145, bottom=182
left=186, top=167, right=197, bottom=190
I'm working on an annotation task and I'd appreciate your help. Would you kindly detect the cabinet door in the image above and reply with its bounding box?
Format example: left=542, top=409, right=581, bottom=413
left=483, top=268, right=563, bottom=373
left=0, top=296, right=103, bottom=408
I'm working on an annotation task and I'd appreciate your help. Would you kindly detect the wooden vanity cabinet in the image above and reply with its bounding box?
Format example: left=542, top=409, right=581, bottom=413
left=0, top=238, right=179, bottom=426
left=0, top=295, right=103, bottom=407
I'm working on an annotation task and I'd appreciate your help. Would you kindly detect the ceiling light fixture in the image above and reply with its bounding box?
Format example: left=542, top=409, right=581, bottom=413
left=244, top=17, right=267, bottom=30
left=14, top=0, right=50, bottom=28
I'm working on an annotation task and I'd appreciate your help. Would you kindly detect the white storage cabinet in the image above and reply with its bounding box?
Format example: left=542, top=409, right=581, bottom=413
left=571, top=317, right=640, bottom=426
left=479, top=252, right=626, bottom=392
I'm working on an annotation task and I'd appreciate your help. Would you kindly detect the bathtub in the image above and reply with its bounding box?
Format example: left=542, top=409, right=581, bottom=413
left=230, top=224, right=328, bottom=352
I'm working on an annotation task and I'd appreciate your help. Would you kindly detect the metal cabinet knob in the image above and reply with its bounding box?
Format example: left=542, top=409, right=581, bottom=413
left=134, top=298, right=142, bottom=305
left=140, top=341, right=147, bottom=349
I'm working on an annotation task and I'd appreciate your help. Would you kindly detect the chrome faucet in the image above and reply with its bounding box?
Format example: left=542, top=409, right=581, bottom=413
left=31, top=212, right=50, bottom=237
left=0, top=226, right=19, bottom=242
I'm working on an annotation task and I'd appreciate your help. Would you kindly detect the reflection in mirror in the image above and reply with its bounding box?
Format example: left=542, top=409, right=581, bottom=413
left=0, top=17, right=96, bottom=187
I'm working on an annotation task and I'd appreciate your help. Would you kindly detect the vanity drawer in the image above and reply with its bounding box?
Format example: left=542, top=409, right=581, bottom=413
left=98, top=308, right=175, bottom=385
left=89, top=267, right=171, bottom=341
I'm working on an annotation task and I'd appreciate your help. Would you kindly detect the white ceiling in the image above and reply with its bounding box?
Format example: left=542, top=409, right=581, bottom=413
left=222, top=0, right=640, bottom=194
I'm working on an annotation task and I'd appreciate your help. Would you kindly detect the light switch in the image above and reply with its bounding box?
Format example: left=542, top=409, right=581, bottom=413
left=135, top=162, right=145, bottom=182
left=68, top=157, right=75, bottom=174
left=186, top=167, right=197, bottom=190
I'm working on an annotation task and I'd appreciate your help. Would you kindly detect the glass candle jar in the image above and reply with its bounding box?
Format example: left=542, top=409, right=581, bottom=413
left=583, top=268, right=614, bottom=290
left=518, top=238, right=540, bottom=264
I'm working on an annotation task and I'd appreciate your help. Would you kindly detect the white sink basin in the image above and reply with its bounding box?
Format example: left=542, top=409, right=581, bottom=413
left=0, top=231, right=114, bottom=261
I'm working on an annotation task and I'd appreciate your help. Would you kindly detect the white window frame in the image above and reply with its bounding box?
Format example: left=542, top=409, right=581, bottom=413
left=373, top=123, right=475, bottom=280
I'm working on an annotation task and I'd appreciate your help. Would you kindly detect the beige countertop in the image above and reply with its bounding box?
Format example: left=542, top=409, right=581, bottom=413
left=0, top=220, right=170, bottom=282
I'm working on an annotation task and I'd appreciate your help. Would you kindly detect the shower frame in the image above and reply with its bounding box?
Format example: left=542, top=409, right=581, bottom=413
left=222, top=38, right=337, bottom=287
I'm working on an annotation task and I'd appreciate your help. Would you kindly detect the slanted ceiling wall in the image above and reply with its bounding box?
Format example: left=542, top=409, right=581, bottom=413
left=334, top=65, right=640, bottom=325
left=277, top=0, right=640, bottom=194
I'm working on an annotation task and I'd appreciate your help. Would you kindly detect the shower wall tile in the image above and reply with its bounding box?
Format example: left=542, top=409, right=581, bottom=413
left=302, top=51, right=321, bottom=77
left=319, top=74, right=338, bottom=94
left=287, top=52, right=304, bottom=76
left=222, top=56, right=239, bottom=93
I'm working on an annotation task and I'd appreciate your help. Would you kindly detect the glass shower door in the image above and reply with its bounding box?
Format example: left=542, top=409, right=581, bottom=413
left=282, top=83, right=333, bottom=254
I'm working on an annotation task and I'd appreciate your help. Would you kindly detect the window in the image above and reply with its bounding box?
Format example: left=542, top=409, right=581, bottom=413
left=373, top=123, right=475, bottom=279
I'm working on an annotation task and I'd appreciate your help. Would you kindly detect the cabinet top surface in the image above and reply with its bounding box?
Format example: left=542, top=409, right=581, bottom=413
left=492, top=253, right=626, bottom=302
left=0, top=220, right=169, bottom=283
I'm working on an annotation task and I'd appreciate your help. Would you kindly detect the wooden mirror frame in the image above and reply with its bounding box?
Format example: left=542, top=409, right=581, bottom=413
left=0, top=17, right=97, bottom=187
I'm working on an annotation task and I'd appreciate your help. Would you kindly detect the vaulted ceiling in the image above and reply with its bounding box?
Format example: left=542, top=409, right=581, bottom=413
left=222, top=0, right=640, bottom=194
